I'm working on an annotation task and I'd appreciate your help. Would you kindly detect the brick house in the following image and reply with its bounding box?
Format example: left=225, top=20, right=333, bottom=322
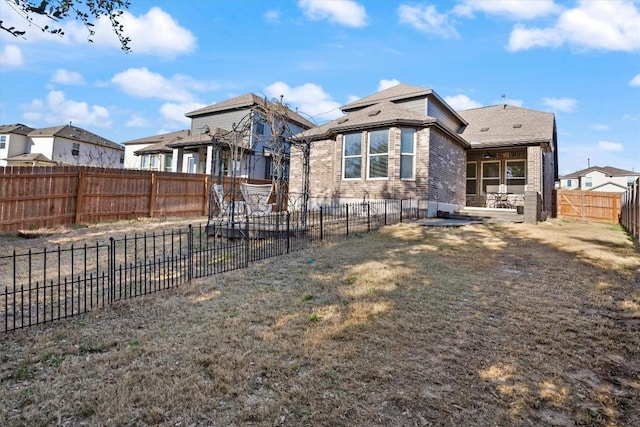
left=289, top=84, right=557, bottom=219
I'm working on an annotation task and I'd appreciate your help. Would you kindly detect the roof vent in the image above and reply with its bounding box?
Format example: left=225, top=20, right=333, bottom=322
left=480, top=127, right=489, bottom=132
left=367, top=109, right=382, bottom=117
left=337, top=118, right=349, bottom=124
left=513, top=124, right=522, bottom=128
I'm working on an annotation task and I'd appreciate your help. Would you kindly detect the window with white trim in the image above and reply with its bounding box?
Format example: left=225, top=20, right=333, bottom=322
left=71, top=143, right=80, bottom=157
left=481, top=161, right=500, bottom=194
left=164, top=154, right=173, bottom=171
left=505, top=160, right=525, bottom=194
left=584, top=177, right=592, bottom=188
left=466, top=162, right=477, bottom=195
left=400, top=129, right=415, bottom=179
left=343, top=132, right=362, bottom=179
left=367, top=129, right=388, bottom=179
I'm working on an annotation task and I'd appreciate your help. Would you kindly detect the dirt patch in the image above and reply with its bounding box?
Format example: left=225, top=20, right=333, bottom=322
left=1, top=219, right=639, bottom=426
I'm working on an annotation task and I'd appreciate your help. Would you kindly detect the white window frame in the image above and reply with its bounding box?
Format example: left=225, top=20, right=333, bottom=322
left=584, top=176, right=593, bottom=188
left=342, top=132, right=362, bottom=180
left=481, top=161, right=500, bottom=194
left=367, top=129, right=389, bottom=180
left=505, top=160, right=526, bottom=194
left=466, top=162, right=477, bottom=195
left=400, top=128, right=416, bottom=180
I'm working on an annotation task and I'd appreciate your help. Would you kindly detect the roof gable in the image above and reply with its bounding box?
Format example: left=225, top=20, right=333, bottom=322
left=560, top=165, right=640, bottom=179
left=341, top=84, right=434, bottom=112
left=28, top=125, right=123, bottom=151
left=0, top=124, right=36, bottom=135
left=122, top=130, right=191, bottom=146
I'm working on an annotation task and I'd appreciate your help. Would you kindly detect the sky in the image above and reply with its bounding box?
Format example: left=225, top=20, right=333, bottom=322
left=0, top=0, right=638, bottom=175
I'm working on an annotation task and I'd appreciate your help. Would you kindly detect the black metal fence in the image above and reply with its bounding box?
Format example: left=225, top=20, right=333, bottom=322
left=1, top=199, right=427, bottom=332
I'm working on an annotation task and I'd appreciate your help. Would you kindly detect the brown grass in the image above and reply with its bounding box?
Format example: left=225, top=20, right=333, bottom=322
left=1, top=219, right=639, bottom=426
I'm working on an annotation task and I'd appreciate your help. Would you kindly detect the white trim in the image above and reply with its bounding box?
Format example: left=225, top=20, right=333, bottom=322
left=342, top=132, right=363, bottom=180
left=366, top=129, right=389, bottom=180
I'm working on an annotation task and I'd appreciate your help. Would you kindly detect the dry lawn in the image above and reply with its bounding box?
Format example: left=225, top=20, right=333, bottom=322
left=1, top=219, right=639, bottom=426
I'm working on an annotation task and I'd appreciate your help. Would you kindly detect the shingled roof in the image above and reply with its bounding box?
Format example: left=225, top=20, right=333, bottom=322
left=458, top=105, right=556, bottom=149
left=0, top=124, right=35, bottom=135
left=341, top=84, right=435, bottom=112
left=28, top=125, right=123, bottom=151
left=560, top=166, right=639, bottom=179
left=185, top=93, right=315, bottom=129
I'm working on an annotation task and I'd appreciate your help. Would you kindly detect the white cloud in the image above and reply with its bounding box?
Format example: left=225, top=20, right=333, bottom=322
left=0, top=44, right=24, bottom=66
left=125, top=116, right=150, bottom=128
left=378, top=79, right=400, bottom=91
left=299, top=0, right=367, bottom=28
left=444, top=94, right=483, bottom=111
left=589, top=124, right=610, bottom=131
left=630, top=74, right=640, bottom=87
left=508, top=1, right=640, bottom=52
left=23, top=90, right=111, bottom=127
left=264, top=9, right=281, bottom=23
left=398, top=4, right=460, bottom=38
left=541, top=97, right=577, bottom=112
left=453, top=0, right=559, bottom=20
left=159, top=102, right=205, bottom=126
left=264, top=82, right=342, bottom=122
left=597, top=141, right=624, bottom=152
left=51, top=69, right=86, bottom=85
left=346, top=95, right=360, bottom=104
left=111, top=68, right=220, bottom=103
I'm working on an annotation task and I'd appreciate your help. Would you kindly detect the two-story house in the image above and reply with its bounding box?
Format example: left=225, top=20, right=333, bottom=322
left=122, top=129, right=190, bottom=172
left=560, top=166, right=639, bottom=192
left=0, top=124, right=124, bottom=168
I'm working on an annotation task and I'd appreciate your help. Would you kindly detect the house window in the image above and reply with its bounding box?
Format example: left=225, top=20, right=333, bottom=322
left=188, top=157, right=197, bottom=174
left=584, top=177, right=592, bottom=188
left=466, top=162, right=477, bottom=195
left=255, top=122, right=265, bottom=136
left=627, top=176, right=637, bottom=186
left=120, top=153, right=124, bottom=164
left=71, top=143, right=80, bottom=157
left=506, top=160, right=525, bottom=194
left=164, top=154, right=173, bottom=172
left=141, top=154, right=149, bottom=169
left=566, top=179, right=572, bottom=187
left=400, top=129, right=415, bottom=179
left=367, top=129, right=388, bottom=179
left=481, top=161, right=500, bottom=193
left=0, top=142, right=5, bottom=150
left=343, top=132, right=362, bottom=179
left=149, top=155, right=159, bottom=170
left=0, top=135, right=6, bottom=149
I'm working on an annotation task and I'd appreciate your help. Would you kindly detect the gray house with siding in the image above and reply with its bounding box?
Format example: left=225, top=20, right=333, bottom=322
left=289, top=84, right=557, bottom=219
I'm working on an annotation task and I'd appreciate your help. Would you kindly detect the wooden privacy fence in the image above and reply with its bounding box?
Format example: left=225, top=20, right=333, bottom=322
left=0, top=166, right=273, bottom=233
left=620, top=178, right=639, bottom=243
left=556, top=190, right=622, bottom=224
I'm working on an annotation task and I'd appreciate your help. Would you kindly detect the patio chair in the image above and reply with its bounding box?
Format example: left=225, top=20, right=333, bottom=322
left=240, top=183, right=274, bottom=217
left=213, top=184, right=244, bottom=219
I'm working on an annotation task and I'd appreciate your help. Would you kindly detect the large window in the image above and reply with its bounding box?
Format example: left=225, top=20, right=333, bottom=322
left=164, top=154, right=173, bottom=172
left=481, top=161, right=500, bottom=193
left=505, top=160, right=525, bottom=194
left=466, top=162, right=477, bottom=195
left=584, top=177, right=593, bottom=188
left=367, top=129, right=388, bottom=179
left=343, top=132, right=362, bottom=179
left=400, top=129, right=415, bottom=179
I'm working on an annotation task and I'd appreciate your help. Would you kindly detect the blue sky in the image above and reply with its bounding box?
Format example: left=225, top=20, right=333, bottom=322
left=0, top=0, right=638, bottom=175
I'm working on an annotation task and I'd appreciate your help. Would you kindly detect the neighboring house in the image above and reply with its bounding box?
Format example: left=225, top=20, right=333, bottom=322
left=559, top=166, right=639, bottom=192
left=122, top=129, right=190, bottom=172
left=0, top=124, right=124, bottom=168
left=289, top=84, right=558, bottom=219
left=182, top=93, right=315, bottom=179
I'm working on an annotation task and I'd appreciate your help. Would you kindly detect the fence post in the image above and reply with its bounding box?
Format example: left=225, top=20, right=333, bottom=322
left=75, top=169, right=86, bottom=225
left=367, top=202, right=371, bottom=232
left=149, top=173, right=157, bottom=218
left=346, top=204, right=349, bottom=236
left=109, top=237, right=115, bottom=303
left=244, top=216, right=250, bottom=268
left=286, top=212, right=291, bottom=254
left=187, top=225, right=193, bottom=283
left=319, top=207, right=324, bottom=241
left=400, top=200, right=403, bottom=223
left=384, top=201, right=387, bottom=225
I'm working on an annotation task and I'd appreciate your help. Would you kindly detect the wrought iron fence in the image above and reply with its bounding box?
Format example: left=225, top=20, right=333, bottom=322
left=1, top=199, right=426, bottom=332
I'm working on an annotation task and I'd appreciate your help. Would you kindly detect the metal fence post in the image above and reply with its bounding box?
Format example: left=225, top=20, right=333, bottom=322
left=346, top=204, right=349, bottom=236
left=286, top=212, right=291, bottom=254
left=188, top=225, right=193, bottom=283
left=384, top=201, right=387, bottom=225
left=244, top=216, right=250, bottom=268
left=400, top=200, right=403, bottom=223
left=319, top=206, right=324, bottom=241
left=367, top=202, right=371, bottom=232
left=109, top=237, right=115, bottom=303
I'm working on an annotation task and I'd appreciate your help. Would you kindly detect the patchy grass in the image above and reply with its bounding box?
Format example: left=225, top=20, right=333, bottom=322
left=0, top=219, right=639, bottom=426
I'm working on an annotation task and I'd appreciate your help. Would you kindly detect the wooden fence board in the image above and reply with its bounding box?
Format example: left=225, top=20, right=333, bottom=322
left=556, top=190, right=622, bottom=224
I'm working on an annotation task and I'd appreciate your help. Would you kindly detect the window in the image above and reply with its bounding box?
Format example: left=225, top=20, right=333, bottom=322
left=566, top=179, right=572, bottom=187
left=400, top=129, right=415, bottom=179
left=188, top=157, right=197, bottom=174
left=141, top=154, right=150, bottom=169
left=367, top=129, right=388, bottom=179
left=0, top=142, right=5, bottom=150
left=481, top=161, right=500, bottom=193
left=120, top=153, right=124, bottom=164
left=584, top=177, right=592, bottom=188
left=149, top=155, right=159, bottom=170
left=466, top=162, right=477, bottom=195
left=164, top=154, right=173, bottom=172
left=71, top=143, right=80, bottom=157
left=0, top=135, right=6, bottom=149
left=505, top=160, right=525, bottom=194
left=343, top=132, right=362, bottom=179
left=255, top=122, right=265, bottom=136
left=627, top=176, right=637, bottom=186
